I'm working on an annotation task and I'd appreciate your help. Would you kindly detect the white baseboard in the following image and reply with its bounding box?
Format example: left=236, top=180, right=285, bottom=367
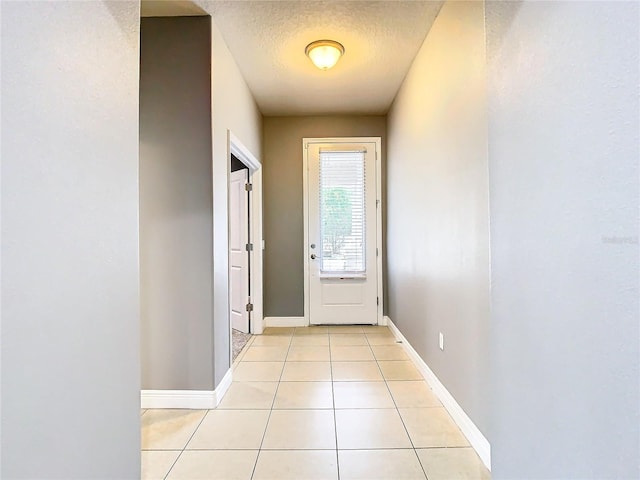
left=265, top=316, right=387, bottom=328
left=264, top=316, right=306, bottom=327
left=141, top=368, right=233, bottom=409
left=141, top=389, right=216, bottom=409
left=214, top=368, right=233, bottom=405
left=386, top=317, right=491, bottom=471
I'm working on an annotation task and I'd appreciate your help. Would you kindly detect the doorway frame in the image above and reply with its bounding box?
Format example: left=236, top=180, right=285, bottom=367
left=227, top=130, right=264, bottom=363
left=302, top=137, right=384, bottom=326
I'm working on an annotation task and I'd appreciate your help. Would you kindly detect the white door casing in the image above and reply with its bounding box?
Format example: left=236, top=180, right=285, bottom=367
left=304, top=138, right=383, bottom=325
left=227, top=131, right=264, bottom=340
left=230, top=168, right=250, bottom=333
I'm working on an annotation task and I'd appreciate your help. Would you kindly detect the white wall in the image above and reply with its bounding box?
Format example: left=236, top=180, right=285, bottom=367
left=486, top=1, right=639, bottom=478
left=387, top=0, right=491, bottom=437
left=210, top=19, right=263, bottom=384
left=140, top=17, right=214, bottom=390
left=1, top=1, right=141, bottom=477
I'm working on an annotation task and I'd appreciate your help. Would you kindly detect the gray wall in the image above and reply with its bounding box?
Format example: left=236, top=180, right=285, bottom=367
left=486, top=1, right=639, bottom=478
left=1, top=1, right=141, bottom=478
left=386, top=0, right=491, bottom=436
left=262, top=116, right=387, bottom=317
left=140, top=17, right=214, bottom=390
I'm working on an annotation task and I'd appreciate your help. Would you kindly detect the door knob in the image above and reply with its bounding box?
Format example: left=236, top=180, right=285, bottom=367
left=310, top=254, right=317, bottom=260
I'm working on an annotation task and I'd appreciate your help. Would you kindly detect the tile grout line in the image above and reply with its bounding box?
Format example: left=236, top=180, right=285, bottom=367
left=153, top=446, right=458, bottom=452
left=162, top=410, right=210, bottom=480
left=161, top=451, right=183, bottom=480
left=329, top=330, right=341, bottom=480
left=367, top=328, right=430, bottom=480
left=150, top=327, right=439, bottom=479
left=249, top=329, right=294, bottom=479
left=233, top=334, right=255, bottom=365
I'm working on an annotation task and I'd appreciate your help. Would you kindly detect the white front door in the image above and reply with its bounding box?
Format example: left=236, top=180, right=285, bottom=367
left=230, top=168, right=250, bottom=333
left=305, top=139, right=380, bottom=325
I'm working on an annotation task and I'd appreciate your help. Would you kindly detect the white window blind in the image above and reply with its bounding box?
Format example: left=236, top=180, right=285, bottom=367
left=319, top=150, right=366, bottom=274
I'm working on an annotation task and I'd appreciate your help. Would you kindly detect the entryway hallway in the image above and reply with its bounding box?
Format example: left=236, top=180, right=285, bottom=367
left=141, top=326, right=490, bottom=479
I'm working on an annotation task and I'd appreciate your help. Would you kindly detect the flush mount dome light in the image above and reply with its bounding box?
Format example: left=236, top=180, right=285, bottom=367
left=305, top=40, right=345, bottom=70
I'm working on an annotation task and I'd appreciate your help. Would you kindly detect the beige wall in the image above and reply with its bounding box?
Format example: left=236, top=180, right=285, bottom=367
left=387, top=0, right=490, bottom=436
left=263, top=116, right=387, bottom=317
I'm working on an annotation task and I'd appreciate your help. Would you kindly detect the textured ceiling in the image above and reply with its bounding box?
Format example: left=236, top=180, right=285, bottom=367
left=141, top=0, right=208, bottom=17
left=142, top=1, right=443, bottom=116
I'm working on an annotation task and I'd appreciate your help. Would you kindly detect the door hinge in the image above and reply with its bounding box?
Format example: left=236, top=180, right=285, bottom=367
left=246, top=243, right=253, bottom=252
left=377, top=297, right=379, bottom=306
left=245, top=183, right=253, bottom=192
left=376, top=247, right=379, bottom=257
left=246, top=302, right=254, bottom=312
left=376, top=199, right=380, bottom=208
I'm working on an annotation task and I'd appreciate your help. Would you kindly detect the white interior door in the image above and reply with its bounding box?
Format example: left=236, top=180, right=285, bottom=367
left=230, top=168, right=250, bottom=333
left=306, top=141, right=379, bottom=325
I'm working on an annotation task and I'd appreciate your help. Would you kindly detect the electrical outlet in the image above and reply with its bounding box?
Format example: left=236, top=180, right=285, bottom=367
left=439, top=332, right=444, bottom=351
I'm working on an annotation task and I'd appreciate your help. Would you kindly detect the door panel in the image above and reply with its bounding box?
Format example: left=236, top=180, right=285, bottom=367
left=307, top=142, right=378, bottom=325
left=321, top=283, right=364, bottom=305
left=230, top=168, right=249, bottom=333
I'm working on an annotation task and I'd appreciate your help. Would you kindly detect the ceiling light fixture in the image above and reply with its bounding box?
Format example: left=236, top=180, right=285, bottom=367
left=305, top=40, right=345, bottom=70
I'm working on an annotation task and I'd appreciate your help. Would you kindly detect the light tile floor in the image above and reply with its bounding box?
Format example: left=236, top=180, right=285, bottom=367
left=141, top=326, right=491, bottom=480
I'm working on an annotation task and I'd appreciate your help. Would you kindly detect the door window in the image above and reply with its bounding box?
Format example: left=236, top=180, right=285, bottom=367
left=319, top=150, right=366, bottom=275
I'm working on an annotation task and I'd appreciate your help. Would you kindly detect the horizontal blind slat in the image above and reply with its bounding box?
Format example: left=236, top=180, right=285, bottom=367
left=319, top=150, right=366, bottom=274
